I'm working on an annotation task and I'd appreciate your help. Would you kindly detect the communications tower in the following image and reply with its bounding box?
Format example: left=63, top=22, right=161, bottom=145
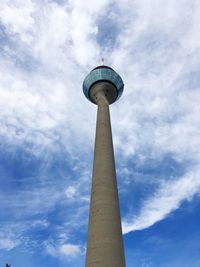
left=83, top=65, right=126, bottom=267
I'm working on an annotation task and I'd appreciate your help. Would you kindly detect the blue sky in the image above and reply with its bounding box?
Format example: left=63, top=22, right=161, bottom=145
left=0, top=0, right=200, bottom=266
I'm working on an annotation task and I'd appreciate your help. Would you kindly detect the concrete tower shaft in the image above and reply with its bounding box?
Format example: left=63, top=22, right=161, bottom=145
left=83, top=66, right=125, bottom=267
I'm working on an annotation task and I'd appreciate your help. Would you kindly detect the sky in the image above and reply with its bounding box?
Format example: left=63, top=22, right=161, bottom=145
left=0, top=0, right=200, bottom=266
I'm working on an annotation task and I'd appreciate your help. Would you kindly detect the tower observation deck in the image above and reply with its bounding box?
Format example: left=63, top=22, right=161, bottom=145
left=83, top=66, right=126, bottom=267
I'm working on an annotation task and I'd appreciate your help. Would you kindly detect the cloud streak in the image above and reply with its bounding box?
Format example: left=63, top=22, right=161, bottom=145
left=46, top=242, right=82, bottom=259
left=123, top=168, right=200, bottom=233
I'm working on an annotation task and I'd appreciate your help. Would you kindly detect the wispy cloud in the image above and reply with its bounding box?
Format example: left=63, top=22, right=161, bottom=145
left=123, top=168, right=200, bottom=233
left=0, top=236, right=20, bottom=251
left=47, top=243, right=82, bottom=258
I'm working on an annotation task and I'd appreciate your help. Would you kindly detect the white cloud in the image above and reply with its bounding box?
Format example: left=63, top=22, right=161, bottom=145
left=46, top=242, right=82, bottom=258
left=0, top=0, right=35, bottom=44
left=65, top=186, right=77, bottom=199
left=59, top=243, right=81, bottom=257
left=123, top=168, right=200, bottom=233
left=31, top=219, right=49, bottom=228
left=0, top=229, right=22, bottom=251
left=0, top=237, right=20, bottom=251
